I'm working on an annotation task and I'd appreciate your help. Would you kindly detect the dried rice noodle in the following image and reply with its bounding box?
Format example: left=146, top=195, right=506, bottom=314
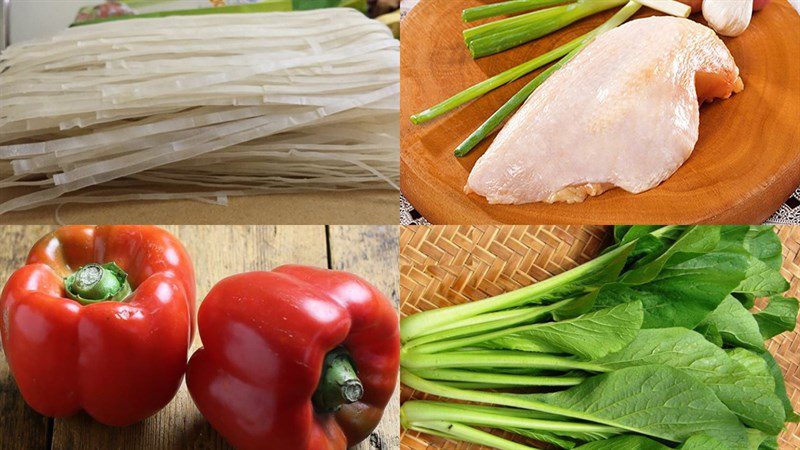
left=0, top=8, right=399, bottom=214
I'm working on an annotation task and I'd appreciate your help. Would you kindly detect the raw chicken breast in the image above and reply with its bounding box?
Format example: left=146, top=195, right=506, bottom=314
left=466, top=17, right=742, bottom=205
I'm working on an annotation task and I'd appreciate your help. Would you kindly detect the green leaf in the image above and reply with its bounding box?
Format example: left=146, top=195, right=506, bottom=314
left=574, top=434, right=670, bottom=449
left=604, top=226, right=685, bottom=268
left=735, top=292, right=757, bottom=309
left=595, top=250, right=748, bottom=329
left=480, top=302, right=643, bottom=360
left=726, top=348, right=771, bottom=378
left=574, top=432, right=751, bottom=450
left=718, top=226, right=788, bottom=297
left=619, top=226, right=722, bottom=285
left=757, top=434, right=779, bottom=450
left=679, top=434, right=728, bottom=449
left=761, top=351, right=800, bottom=422
left=527, top=365, right=750, bottom=448
left=697, top=295, right=765, bottom=352
left=503, top=427, right=580, bottom=448
left=597, top=328, right=785, bottom=434
left=754, top=295, right=799, bottom=340
left=742, top=226, right=783, bottom=269
left=695, top=321, right=723, bottom=347
left=613, top=225, right=634, bottom=243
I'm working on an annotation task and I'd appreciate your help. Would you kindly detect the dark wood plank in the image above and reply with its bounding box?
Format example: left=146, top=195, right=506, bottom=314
left=328, top=225, right=401, bottom=450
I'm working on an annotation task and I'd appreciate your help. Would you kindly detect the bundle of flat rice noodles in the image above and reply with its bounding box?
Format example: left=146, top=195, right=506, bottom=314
left=0, top=8, right=399, bottom=214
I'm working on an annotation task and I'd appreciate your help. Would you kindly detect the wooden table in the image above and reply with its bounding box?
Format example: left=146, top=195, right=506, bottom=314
left=0, top=225, right=400, bottom=450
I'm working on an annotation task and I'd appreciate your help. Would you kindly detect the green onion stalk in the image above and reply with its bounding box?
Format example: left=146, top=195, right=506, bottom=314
left=465, top=0, right=627, bottom=58
left=454, top=1, right=642, bottom=156
left=410, top=1, right=641, bottom=125
left=462, top=0, right=577, bottom=23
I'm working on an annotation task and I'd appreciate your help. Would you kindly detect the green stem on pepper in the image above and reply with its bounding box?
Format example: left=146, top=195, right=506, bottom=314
left=312, top=347, right=364, bottom=413
left=64, top=262, right=131, bottom=305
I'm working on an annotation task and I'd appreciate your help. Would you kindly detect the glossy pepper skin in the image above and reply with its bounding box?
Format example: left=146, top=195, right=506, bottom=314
left=187, top=265, right=400, bottom=450
left=0, top=225, right=195, bottom=426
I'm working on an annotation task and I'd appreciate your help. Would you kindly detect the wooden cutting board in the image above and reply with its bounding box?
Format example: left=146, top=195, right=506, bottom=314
left=400, top=0, right=800, bottom=224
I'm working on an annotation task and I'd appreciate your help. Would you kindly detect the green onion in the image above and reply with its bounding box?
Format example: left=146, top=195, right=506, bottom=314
left=454, top=58, right=565, bottom=157
left=410, top=1, right=640, bottom=125
left=462, top=0, right=576, bottom=23
left=455, top=1, right=642, bottom=156
left=465, top=0, right=626, bottom=58
left=410, top=36, right=582, bottom=124
left=463, top=4, right=572, bottom=42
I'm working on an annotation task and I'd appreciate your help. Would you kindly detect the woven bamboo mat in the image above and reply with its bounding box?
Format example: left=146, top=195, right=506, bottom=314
left=399, top=225, right=800, bottom=450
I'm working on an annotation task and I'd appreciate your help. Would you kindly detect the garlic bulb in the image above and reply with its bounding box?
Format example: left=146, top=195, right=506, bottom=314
left=703, top=0, right=754, bottom=37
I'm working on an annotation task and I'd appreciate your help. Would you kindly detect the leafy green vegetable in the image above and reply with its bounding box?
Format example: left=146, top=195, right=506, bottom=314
left=761, top=352, right=800, bottom=422
left=505, top=427, right=581, bottom=448
left=403, top=364, right=752, bottom=448
left=400, top=241, right=635, bottom=342
left=758, top=434, right=779, bottom=450
left=574, top=435, right=670, bottom=450
left=475, top=302, right=643, bottom=359
left=695, top=320, right=724, bottom=347
left=400, top=226, right=798, bottom=449
left=594, top=251, right=747, bottom=329
left=575, top=433, right=733, bottom=450
left=597, top=328, right=785, bottom=434
left=528, top=365, right=750, bottom=448
left=754, top=295, right=799, bottom=340
left=680, top=434, right=729, bottom=449
left=402, top=400, right=619, bottom=443
left=698, top=295, right=765, bottom=351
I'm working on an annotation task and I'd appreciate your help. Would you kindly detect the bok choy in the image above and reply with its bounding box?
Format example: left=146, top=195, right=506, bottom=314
left=400, top=225, right=799, bottom=449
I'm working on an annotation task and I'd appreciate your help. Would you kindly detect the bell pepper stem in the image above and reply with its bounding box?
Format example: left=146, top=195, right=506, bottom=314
left=64, top=262, right=132, bottom=305
left=313, top=347, right=364, bottom=413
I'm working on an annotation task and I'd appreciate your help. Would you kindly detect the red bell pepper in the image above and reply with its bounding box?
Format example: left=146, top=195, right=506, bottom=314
left=0, top=225, right=195, bottom=426
left=186, top=265, right=400, bottom=450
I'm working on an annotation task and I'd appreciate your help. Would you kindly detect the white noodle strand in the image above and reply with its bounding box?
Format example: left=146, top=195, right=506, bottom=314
left=0, top=8, right=399, bottom=214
